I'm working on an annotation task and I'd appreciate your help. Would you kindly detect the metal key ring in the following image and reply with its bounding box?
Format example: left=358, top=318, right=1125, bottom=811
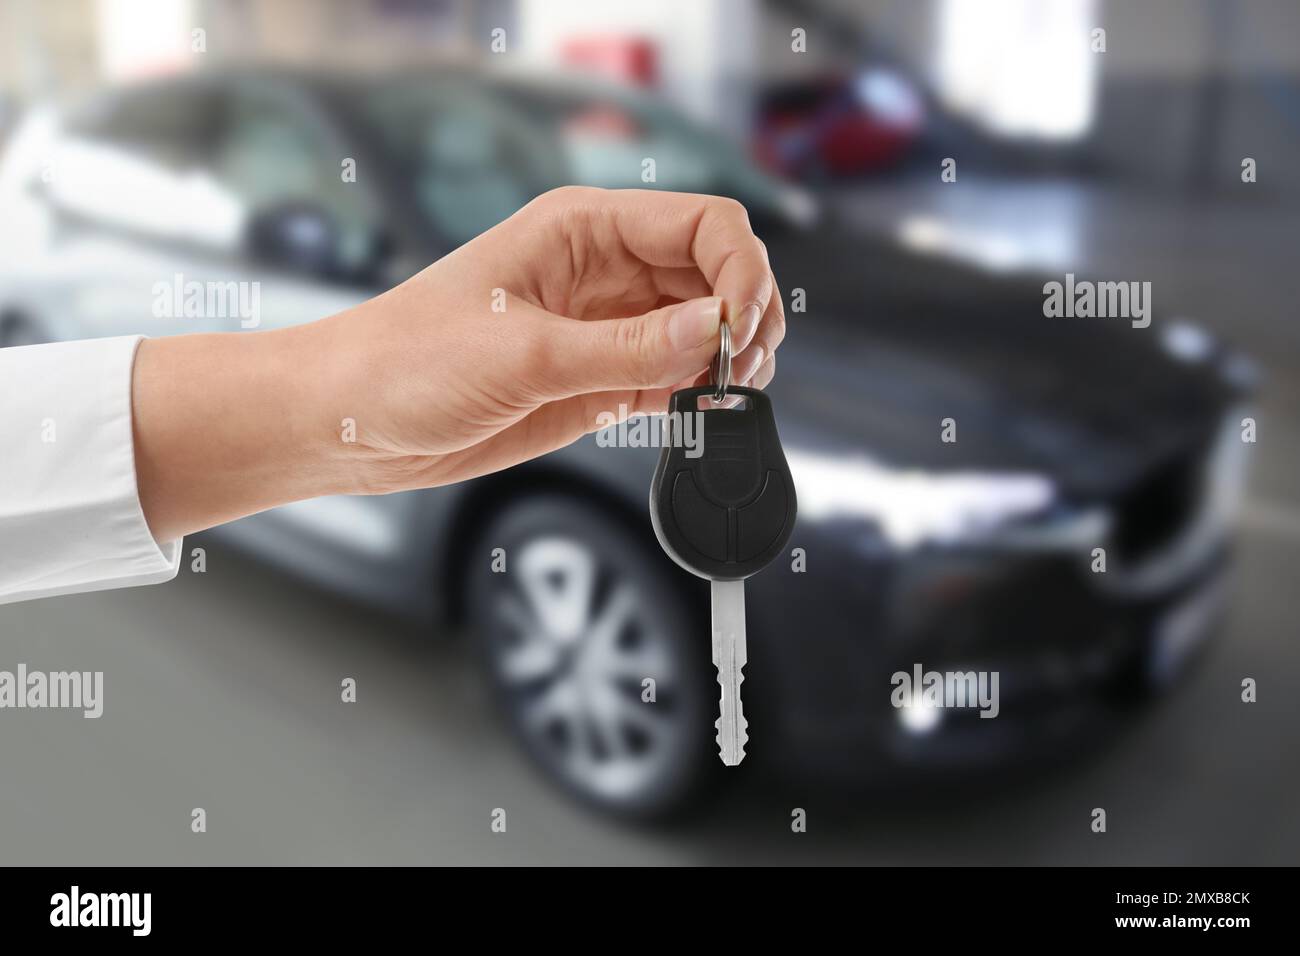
left=711, top=317, right=732, bottom=403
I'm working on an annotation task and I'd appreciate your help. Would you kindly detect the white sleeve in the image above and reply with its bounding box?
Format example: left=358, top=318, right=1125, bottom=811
left=0, top=335, right=182, bottom=605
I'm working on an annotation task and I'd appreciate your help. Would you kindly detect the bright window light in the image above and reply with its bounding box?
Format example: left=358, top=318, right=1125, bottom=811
left=97, top=0, right=196, bottom=80
left=935, top=0, right=1098, bottom=140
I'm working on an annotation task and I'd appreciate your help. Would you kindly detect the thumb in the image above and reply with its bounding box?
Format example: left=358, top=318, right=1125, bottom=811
left=544, top=296, right=723, bottom=398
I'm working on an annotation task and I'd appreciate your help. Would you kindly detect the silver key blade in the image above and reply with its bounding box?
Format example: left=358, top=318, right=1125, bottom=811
left=711, top=579, right=748, bottom=766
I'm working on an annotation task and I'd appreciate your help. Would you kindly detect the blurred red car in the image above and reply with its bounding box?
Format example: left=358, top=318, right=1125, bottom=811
left=755, top=69, right=924, bottom=179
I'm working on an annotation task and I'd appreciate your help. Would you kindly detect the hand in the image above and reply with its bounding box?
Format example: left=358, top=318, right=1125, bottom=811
left=132, top=187, right=785, bottom=541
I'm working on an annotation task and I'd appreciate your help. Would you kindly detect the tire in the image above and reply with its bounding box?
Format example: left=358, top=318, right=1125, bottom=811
left=466, top=492, right=716, bottom=820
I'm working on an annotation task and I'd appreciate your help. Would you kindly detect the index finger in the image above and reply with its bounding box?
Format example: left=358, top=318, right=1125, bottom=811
left=589, top=188, right=775, bottom=337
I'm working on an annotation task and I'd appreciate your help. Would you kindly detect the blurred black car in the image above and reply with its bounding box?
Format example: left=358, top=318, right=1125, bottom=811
left=0, top=67, right=1253, bottom=817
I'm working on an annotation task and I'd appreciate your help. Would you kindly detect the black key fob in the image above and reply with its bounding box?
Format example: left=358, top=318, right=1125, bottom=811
left=650, top=385, right=797, bottom=582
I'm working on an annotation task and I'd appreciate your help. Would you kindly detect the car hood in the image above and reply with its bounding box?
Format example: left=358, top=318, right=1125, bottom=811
left=762, top=231, right=1244, bottom=501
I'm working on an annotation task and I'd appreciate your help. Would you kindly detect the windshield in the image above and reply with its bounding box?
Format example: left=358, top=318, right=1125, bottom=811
left=346, top=72, right=790, bottom=245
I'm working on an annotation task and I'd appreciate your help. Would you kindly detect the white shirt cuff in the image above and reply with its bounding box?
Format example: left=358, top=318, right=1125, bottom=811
left=0, top=335, right=182, bottom=605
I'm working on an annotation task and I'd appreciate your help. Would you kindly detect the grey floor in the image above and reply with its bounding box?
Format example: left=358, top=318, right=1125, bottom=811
left=2, top=177, right=1298, bottom=865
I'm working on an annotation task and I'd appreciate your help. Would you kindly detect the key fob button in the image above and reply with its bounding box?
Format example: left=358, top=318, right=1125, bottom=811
left=737, top=469, right=791, bottom=560
left=696, top=421, right=762, bottom=506
left=671, top=471, right=729, bottom=562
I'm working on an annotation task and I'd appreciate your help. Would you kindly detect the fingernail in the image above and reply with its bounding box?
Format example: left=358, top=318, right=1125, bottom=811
left=743, top=346, right=765, bottom=382
left=668, top=297, right=722, bottom=351
left=737, top=303, right=762, bottom=339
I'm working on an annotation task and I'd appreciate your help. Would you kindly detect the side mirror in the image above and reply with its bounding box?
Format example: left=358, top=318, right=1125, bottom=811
left=245, top=201, right=341, bottom=279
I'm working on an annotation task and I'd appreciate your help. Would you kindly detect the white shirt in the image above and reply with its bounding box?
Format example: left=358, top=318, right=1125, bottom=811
left=0, top=335, right=181, bottom=604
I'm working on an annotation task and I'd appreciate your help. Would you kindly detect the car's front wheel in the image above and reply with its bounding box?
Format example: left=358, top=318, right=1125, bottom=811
left=467, top=492, right=715, bottom=819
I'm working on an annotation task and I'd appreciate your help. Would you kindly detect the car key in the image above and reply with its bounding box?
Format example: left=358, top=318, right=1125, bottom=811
left=649, top=324, right=797, bottom=765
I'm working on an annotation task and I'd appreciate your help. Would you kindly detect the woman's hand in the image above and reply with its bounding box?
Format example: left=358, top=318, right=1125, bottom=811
left=317, top=186, right=784, bottom=490
left=132, top=187, right=785, bottom=541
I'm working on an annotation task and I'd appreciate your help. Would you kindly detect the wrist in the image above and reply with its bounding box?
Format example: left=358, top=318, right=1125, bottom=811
left=132, top=323, right=350, bottom=541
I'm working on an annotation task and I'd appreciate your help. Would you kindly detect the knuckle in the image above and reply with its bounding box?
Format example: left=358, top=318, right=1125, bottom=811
left=549, top=184, right=596, bottom=204
left=529, top=185, right=600, bottom=218
left=702, top=194, right=751, bottom=233
left=714, top=194, right=747, bottom=219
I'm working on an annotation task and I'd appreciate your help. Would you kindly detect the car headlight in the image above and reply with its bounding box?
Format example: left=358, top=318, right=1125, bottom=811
left=1160, top=319, right=1215, bottom=364
left=787, top=449, right=1056, bottom=549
